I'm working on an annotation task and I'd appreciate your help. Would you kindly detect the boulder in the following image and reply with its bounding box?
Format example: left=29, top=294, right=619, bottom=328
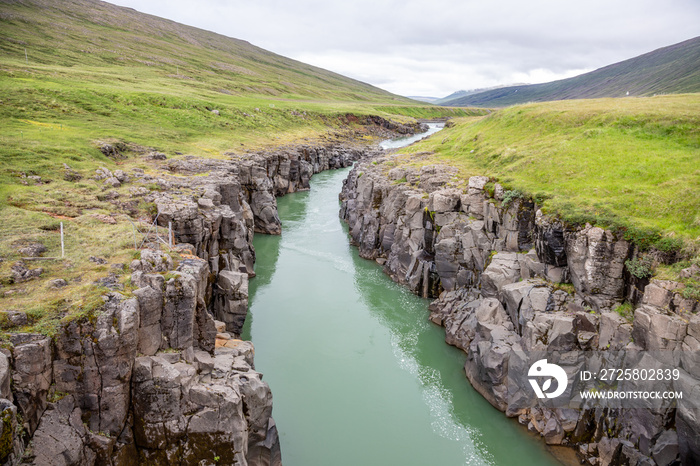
left=632, top=306, right=687, bottom=365
left=17, top=242, right=47, bottom=257
left=499, top=279, right=550, bottom=333
left=214, top=270, right=249, bottom=337
left=428, top=188, right=461, bottom=213
left=10, top=261, right=43, bottom=283
left=547, top=315, right=577, bottom=351
left=136, top=249, right=173, bottom=273
left=565, top=226, right=629, bottom=311
left=1, top=310, right=28, bottom=327
left=651, top=429, right=679, bottom=466
left=641, top=280, right=677, bottom=310
left=543, top=417, right=564, bottom=445
left=598, top=312, right=632, bottom=350
left=481, top=253, right=521, bottom=298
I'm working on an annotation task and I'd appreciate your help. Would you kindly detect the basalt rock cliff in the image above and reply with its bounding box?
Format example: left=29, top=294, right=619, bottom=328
left=340, top=156, right=700, bottom=466
left=0, top=142, right=378, bottom=465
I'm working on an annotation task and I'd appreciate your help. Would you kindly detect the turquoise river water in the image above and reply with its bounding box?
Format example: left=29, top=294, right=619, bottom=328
left=242, top=129, right=563, bottom=466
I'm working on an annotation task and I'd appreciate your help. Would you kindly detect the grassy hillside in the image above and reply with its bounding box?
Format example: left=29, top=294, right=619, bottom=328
left=402, top=95, right=700, bottom=250
left=0, top=0, right=474, bottom=208
left=0, top=0, right=482, bottom=333
left=0, top=0, right=413, bottom=102
left=441, top=36, right=700, bottom=107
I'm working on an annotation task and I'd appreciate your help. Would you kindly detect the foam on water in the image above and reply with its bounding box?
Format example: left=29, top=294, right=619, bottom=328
left=390, top=324, right=495, bottom=466
left=280, top=242, right=354, bottom=274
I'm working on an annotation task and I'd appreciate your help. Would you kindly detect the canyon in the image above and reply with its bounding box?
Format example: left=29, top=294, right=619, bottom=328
left=339, top=151, right=700, bottom=465
left=0, top=136, right=386, bottom=465
left=1, top=121, right=698, bottom=466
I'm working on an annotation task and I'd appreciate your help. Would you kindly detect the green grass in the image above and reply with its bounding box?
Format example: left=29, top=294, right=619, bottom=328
left=656, top=258, right=700, bottom=301
left=613, top=302, right=634, bottom=321
left=401, top=95, right=700, bottom=251
left=0, top=0, right=480, bottom=335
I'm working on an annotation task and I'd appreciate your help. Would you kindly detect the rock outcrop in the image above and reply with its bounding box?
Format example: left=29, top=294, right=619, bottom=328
left=1, top=252, right=280, bottom=466
left=340, top=156, right=700, bottom=466
left=1, top=141, right=378, bottom=466
left=156, top=144, right=374, bottom=337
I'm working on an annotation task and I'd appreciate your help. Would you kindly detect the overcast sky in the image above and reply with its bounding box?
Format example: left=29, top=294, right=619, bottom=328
left=110, top=0, right=700, bottom=98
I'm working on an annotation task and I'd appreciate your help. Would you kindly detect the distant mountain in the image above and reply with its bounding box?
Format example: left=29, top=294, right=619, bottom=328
left=407, top=96, right=440, bottom=103
left=435, top=85, right=528, bottom=105
left=435, top=90, right=470, bottom=103
left=440, top=36, right=700, bottom=107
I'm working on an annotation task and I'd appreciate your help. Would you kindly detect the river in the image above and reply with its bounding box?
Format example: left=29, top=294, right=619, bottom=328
left=242, top=126, right=563, bottom=466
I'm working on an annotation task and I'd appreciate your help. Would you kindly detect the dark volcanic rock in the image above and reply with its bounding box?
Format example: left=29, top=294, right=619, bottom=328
left=2, top=141, right=382, bottom=465
left=339, top=156, right=700, bottom=465
left=10, top=261, right=43, bottom=283
left=16, top=243, right=46, bottom=258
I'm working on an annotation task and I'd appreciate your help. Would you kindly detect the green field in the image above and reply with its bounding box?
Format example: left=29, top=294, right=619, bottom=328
left=0, top=0, right=469, bottom=185
left=402, top=94, right=700, bottom=250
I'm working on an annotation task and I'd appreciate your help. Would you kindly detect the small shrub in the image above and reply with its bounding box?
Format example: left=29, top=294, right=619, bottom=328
left=625, top=256, right=655, bottom=279
left=501, top=189, right=523, bottom=207
left=654, top=237, right=684, bottom=254
left=162, top=272, right=180, bottom=281
left=48, top=386, right=69, bottom=403
left=137, top=201, right=158, bottom=217
left=681, top=281, right=700, bottom=301
left=483, top=182, right=496, bottom=198
left=553, top=283, right=576, bottom=295
left=618, top=226, right=660, bottom=252
left=533, top=192, right=551, bottom=205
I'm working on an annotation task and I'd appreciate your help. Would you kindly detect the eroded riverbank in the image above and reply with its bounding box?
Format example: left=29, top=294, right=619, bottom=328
left=243, top=164, right=563, bottom=465
left=339, top=146, right=700, bottom=465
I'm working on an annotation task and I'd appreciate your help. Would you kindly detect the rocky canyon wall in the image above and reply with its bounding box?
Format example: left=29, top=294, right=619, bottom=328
left=340, top=156, right=700, bottom=466
left=0, top=142, right=377, bottom=466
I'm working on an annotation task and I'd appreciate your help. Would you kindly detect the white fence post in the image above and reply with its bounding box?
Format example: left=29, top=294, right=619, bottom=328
left=60, top=222, right=65, bottom=258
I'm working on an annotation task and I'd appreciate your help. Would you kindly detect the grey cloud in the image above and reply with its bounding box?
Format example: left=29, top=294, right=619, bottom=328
left=111, top=0, right=700, bottom=97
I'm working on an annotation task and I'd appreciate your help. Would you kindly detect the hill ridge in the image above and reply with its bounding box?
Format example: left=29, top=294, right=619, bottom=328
left=0, top=0, right=411, bottom=103
left=440, top=36, right=700, bottom=107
